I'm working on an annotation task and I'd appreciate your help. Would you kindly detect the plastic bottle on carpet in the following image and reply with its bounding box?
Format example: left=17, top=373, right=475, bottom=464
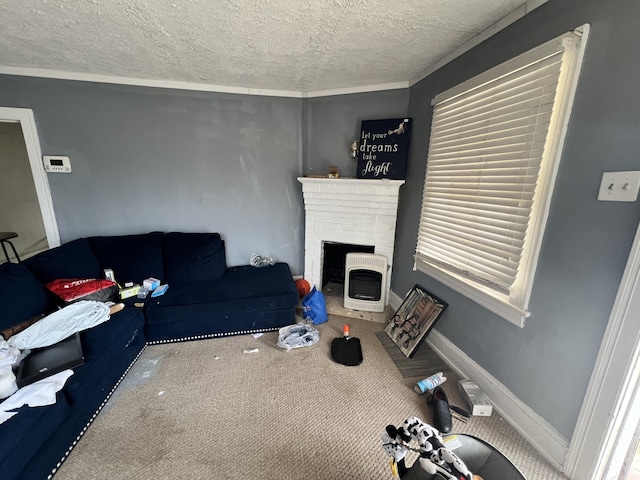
left=414, top=372, right=446, bottom=394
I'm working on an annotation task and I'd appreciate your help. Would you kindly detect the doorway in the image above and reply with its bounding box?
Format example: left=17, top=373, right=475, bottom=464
left=0, top=107, right=59, bottom=261
left=565, top=220, right=640, bottom=479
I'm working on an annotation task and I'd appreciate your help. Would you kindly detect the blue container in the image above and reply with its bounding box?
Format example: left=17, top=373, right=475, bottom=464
left=414, top=372, right=446, bottom=394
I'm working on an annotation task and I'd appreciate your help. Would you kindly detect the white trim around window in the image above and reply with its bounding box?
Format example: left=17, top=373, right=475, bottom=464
left=415, top=25, right=590, bottom=327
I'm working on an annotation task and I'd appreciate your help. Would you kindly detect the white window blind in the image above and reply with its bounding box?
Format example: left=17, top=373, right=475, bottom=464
left=415, top=27, right=588, bottom=326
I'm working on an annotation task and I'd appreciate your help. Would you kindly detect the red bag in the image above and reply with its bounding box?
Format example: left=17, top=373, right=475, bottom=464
left=46, top=278, right=118, bottom=304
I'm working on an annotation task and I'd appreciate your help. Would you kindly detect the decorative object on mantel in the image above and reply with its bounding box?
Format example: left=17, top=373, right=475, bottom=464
left=384, top=284, right=447, bottom=358
left=305, top=166, right=340, bottom=179
left=356, top=118, right=412, bottom=180
left=350, top=140, right=359, bottom=159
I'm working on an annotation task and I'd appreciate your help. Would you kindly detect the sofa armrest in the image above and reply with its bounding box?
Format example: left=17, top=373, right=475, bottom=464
left=24, top=238, right=102, bottom=284
left=0, top=263, right=52, bottom=332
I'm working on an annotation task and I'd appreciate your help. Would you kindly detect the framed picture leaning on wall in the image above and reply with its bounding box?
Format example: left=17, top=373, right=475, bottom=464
left=384, top=284, right=448, bottom=358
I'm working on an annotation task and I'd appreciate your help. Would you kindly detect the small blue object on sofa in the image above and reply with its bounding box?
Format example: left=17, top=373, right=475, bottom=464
left=1, top=232, right=299, bottom=480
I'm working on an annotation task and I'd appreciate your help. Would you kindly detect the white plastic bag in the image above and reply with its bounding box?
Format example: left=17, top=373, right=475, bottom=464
left=277, top=323, right=320, bottom=352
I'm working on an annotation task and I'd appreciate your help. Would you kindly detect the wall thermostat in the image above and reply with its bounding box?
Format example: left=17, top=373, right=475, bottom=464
left=43, top=155, right=72, bottom=173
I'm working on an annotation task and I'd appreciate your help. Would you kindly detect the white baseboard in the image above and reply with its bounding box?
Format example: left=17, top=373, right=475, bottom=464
left=389, top=290, right=404, bottom=311
left=389, top=288, right=569, bottom=471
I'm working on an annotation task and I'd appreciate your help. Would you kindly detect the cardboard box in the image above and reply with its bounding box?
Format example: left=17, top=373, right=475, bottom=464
left=458, top=379, right=493, bottom=416
left=143, top=277, right=161, bottom=291
left=120, top=284, right=141, bottom=300
left=103, top=269, right=116, bottom=283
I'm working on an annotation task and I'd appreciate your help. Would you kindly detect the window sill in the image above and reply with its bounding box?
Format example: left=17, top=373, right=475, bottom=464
left=414, top=259, right=529, bottom=328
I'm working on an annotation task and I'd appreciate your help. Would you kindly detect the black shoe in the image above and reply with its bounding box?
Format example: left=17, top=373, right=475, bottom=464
left=428, top=386, right=453, bottom=433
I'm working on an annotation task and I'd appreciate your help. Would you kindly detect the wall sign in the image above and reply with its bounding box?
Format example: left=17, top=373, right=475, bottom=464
left=356, top=118, right=411, bottom=180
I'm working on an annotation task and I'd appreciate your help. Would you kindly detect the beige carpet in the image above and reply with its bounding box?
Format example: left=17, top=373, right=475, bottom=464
left=56, top=315, right=567, bottom=479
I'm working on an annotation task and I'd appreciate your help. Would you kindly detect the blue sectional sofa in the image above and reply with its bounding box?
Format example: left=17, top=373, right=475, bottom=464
left=0, top=232, right=299, bottom=479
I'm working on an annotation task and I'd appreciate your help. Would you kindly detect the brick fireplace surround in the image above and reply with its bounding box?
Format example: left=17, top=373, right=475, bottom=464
left=298, top=177, right=404, bottom=306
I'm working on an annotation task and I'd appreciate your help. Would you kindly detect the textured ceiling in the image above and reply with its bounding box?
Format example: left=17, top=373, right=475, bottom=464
left=0, top=0, right=533, bottom=94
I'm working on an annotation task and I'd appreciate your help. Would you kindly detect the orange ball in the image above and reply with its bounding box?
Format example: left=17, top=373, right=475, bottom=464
left=295, top=278, right=311, bottom=298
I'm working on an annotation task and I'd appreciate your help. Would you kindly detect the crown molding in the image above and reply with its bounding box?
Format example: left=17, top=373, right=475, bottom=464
left=0, top=0, right=549, bottom=98
left=303, top=82, right=409, bottom=98
left=0, top=67, right=305, bottom=98
left=0, top=66, right=409, bottom=98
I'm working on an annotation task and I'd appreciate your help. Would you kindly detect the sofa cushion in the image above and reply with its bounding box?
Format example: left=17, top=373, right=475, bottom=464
left=64, top=308, right=145, bottom=407
left=145, top=305, right=296, bottom=342
left=0, top=262, right=52, bottom=332
left=88, top=232, right=164, bottom=284
left=148, top=263, right=296, bottom=311
left=144, top=263, right=298, bottom=341
left=17, top=310, right=146, bottom=480
left=81, top=308, right=144, bottom=362
left=163, top=232, right=226, bottom=283
left=23, top=238, right=102, bottom=284
left=0, top=392, right=69, bottom=479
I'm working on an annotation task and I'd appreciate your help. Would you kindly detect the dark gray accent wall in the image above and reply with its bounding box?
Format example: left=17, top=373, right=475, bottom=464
left=0, top=77, right=304, bottom=272
left=392, top=0, right=640, bottom=439
left=303, top=90, right=410, bottom=176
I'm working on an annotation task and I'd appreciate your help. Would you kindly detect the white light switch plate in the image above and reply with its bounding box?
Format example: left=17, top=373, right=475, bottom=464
left=597, top=171, right=640, bottom=202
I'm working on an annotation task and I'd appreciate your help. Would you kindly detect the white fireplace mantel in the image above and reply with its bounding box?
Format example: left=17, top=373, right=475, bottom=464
left=298, top=177, right=404, bottom=305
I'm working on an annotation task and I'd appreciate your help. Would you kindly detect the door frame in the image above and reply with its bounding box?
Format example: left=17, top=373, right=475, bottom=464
left=565, top=220, right=640, bottom=479
left=0, top=107, right=60, bottom=248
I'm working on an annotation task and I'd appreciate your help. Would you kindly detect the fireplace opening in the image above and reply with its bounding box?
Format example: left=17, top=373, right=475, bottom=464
left=322, top=242, right=374, bottom=289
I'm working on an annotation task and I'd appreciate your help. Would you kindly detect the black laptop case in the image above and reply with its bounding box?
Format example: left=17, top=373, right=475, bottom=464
left=15, top=332, right=84, bottom=388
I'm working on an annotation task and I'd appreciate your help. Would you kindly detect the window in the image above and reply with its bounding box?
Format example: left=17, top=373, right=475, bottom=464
left=415, top=26, right=589, bottom=327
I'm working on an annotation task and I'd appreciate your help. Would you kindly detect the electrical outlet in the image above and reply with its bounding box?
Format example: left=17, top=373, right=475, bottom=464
left=597, top=171, right=640, bottom=202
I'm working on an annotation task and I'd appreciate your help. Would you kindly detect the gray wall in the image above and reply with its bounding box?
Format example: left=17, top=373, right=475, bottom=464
left=0, top=78, right=408, bottom=276
left=0, top=77, right=304, bottom=272
left=303, top=90, right=410, bottom=176
left=392, top=0, right=640, bottom=439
